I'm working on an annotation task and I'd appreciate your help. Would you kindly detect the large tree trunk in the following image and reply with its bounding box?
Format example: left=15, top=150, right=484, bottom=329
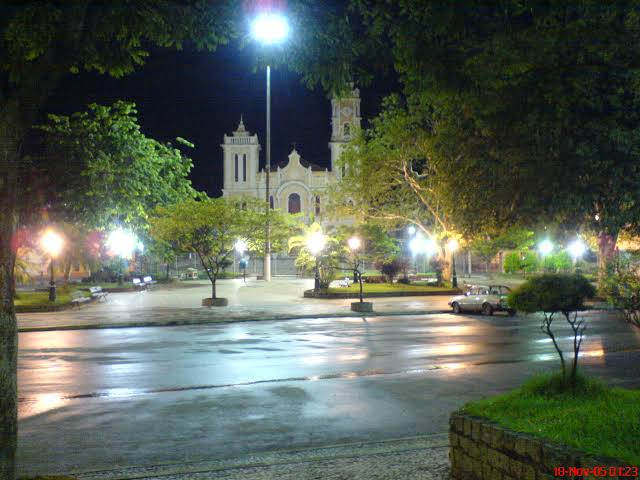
left=0, top=27, right=78, bottom=480
left=598, top=231, right=618, bottom=291
left=211, top=279, right=217, bottom=299
left=0, top=163, right=19, bottom=480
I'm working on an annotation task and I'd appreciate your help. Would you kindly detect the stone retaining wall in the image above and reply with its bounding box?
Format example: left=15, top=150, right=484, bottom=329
left=449, top=411, right=638, bottom=480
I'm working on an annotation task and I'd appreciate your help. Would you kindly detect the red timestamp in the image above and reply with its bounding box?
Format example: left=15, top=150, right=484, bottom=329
left=554, top=466, right=639, bottom=477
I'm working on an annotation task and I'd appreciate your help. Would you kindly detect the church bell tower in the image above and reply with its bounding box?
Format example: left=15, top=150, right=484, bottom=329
left=221, top=116, right=261, bottom=197
left=329, top=85, right=361, bottom=178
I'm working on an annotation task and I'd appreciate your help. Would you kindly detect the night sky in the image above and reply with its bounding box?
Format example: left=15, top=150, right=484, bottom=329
left=43, top=42, right=396, bottom=197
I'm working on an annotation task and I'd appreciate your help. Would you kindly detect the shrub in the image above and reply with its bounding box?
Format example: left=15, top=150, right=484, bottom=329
left=503, top=252, right=521, bottom=274
left=375, top=257, right=409, bottom=283
left=602, top=259, right=640, bottom=329
left=503, top=250, right=538, bottom=274
left=509, top=274, right=595, bottom=387
left=429, top=256, right=446, bottom=285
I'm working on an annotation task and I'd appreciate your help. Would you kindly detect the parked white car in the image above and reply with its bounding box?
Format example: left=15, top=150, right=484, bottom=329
left=448, top=285, right=516, bottom=316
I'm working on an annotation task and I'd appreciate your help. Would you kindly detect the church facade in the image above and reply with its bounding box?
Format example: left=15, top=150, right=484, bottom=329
left=221, top=87, right=361, bottom=220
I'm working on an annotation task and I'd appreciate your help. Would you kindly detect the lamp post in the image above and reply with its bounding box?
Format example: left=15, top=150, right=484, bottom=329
left=235, top=239, right=248, bottom=283
left=41, top=229, right=64, bottom=302
left=568, top=238, right=587, bottom=269
left=348, top=236, right=364, bottom=303
left=107, top=228, right=137, bottom=285
left=251, top=12, right=289, bottom=282
left=307, top=231, right=326, bottom=293
left=448, top=238, right=459, bottom=288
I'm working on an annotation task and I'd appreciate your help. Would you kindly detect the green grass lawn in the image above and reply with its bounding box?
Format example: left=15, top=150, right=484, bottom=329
left=327, top=283, right=453, bottom=294
left=15, top=287, right=91, bottom=310
left=463, top=373, right=640, bottom=464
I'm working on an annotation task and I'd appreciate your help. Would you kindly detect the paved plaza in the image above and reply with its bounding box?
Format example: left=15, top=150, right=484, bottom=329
left=17, top=278, right=452, bottom=331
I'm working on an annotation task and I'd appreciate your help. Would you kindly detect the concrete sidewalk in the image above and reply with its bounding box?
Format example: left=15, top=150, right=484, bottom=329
left=75, top=434, right=450, bottom=480
left=17, top=278, right=452, bottom=332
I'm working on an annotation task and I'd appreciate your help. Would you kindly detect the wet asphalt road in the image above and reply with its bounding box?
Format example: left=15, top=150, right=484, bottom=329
left=17, top=311, right=640, bottom=475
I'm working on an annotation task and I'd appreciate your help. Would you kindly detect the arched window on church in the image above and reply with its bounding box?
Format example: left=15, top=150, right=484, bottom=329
left=343, top=123, right=351, bottom=138
left=242, top=154, right=247, bottom=182
left=234, top=154, right=239, bottom=182
left=288, top=193, right=301, bottom=214
left=315, top=195, right=321, bottom=216
left=269, top=195, right=274, bottom=209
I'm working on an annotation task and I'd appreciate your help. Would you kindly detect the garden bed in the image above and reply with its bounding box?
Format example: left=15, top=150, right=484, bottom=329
left=460, top=374, right=640, bottom=467
left=305, top=283, right=460, bottom=298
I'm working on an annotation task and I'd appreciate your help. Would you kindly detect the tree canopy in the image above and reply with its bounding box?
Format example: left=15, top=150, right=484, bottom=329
left=37, top=101, right=198, bottom=233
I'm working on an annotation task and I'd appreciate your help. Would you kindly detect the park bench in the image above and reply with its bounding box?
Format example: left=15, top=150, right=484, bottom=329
left=88, top=286, right=108, bottom=301
left=70, top=290, right=91, bottom=306
left=337, top=277, right=354, bottom=288
left=132, top=278, right=145, bottom=289
left=143, top=275, right=157, bottom=287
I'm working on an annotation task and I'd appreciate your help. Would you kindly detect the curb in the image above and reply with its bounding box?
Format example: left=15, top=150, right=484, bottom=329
left=18, top=309, right=452, bottom=333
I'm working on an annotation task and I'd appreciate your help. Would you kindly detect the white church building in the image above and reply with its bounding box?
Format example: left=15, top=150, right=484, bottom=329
left=221, top=87, right=361, bottom=219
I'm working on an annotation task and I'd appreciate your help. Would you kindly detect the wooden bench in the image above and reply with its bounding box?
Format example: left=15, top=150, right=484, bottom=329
left=337, top=277, right=354, bottom=288
left=88, top=286, right=108, bottom=301
left=143, top=275, right=157, bottom=287
left=132, top=278, right=145, bottom=289
left=70, top=291, right=91, bottom=306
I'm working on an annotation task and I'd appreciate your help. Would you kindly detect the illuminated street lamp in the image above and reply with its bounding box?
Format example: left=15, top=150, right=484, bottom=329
left=235, top=239, right=249, bottom=283
left=568, top=238, right=587, bottom=262
left=538, top=239, right=554, bottom=256
left=307, top=231, right=326, bottom=292
left=348, top=235, right=362, bottom=287
left=407, top=225, right=416, bottom=236
left=107, top=228, right=138, bottom=285
left=41, top=229, right=64, bottom=302
left=234, top=239, right=248, bottom=255
left=251, top=11, right=290, bottom=282
left=448, top=238, right=459, bottom=288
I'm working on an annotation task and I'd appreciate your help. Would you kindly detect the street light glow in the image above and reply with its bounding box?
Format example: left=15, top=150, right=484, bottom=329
left=568, top=238, right=587, bottom=259
left=41, top=229, right=64, bottom=257
left=409, top=236, right=425, bottom=256
left=251, top=13, right=289, bottom=45
left=235, top=239, right=248, bottom=254
left=538, top=239, right=553, bottom=256
left=307, top=231, right=326, bottom=256
left=348, top=236, right=361, bottom=251
left=407, top=225, right=416, bottom=236
left=447, top=238, right=459, bottom=252
left=107, top=228, right=137, bottom=259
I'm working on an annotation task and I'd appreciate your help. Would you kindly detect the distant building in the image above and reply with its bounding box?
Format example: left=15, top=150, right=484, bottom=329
left=221, top=86, right=361, bottom=220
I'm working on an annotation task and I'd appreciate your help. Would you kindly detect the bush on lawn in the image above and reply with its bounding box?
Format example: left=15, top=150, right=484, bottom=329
left=504, top=250, right=538, bottom=275
left=509, top=274, right=595, bottom=388
left=602, top=257, right=640, bottom=329
left=375, top=257, right=410, bottom=283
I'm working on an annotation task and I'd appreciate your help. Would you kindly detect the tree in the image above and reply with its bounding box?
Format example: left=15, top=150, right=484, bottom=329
left=0, top=4, right=239, bottom=473
left=332, top=96, right=458, bottom=278
left=602, top=255, right=640, bottom=330
left=150, top=197, right=264, bottom=301
left=288, top=222, right=346, bottom=288
left=471, top=228, right=534, bottom=273
left=509, top=274, right=596, bottom=388
left=147, top=239, right=178, bottom=281
left=345, top=2, right=640, bottom=288
left=38, top=101, right=198, bottom=233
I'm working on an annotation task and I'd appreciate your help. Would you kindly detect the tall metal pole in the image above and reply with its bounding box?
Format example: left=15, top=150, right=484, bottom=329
left=452, top=252, right=458, bottom=288
left=48, top=256, right=56, bottom=302
left=263, top=65, right=272, bottom=281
